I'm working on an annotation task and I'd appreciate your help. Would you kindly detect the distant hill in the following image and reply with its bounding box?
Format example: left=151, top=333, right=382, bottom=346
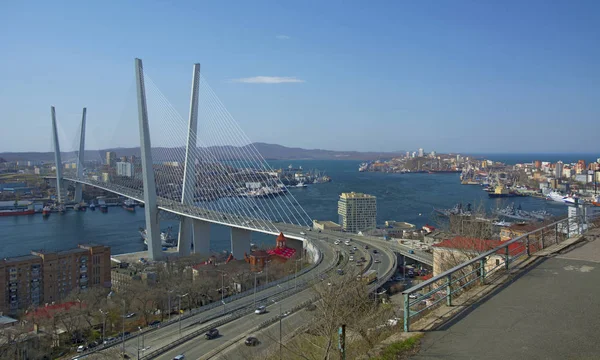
left=0, top=143, right=403, bottom=162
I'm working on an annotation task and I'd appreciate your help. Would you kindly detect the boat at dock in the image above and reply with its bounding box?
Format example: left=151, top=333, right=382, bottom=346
left=0, top=201, right=35, bottom=216
left=434, top=203, right=472, bottom=217
left=89, top=203, right=96, bottom=211
left=122, top=199, right=136, bottom=212
left=42, top=206, right=51, bottom=217
left=139, top=227, right=176, bottom=247
left=99, top=204, right=108, bottom=213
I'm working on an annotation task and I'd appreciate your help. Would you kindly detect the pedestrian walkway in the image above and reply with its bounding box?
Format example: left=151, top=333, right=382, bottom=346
left=413, top=230, right=600, bottom=360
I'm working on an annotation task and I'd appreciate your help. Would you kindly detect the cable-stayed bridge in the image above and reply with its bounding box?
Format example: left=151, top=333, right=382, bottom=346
left=48, top=59, right=313, bottom=261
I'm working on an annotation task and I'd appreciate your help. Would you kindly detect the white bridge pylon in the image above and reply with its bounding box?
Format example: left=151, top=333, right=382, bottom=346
left=52, top=59, right=313, bottom=261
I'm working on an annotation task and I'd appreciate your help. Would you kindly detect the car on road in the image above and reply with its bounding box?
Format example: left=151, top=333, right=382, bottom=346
left=372, top=249, right=379, bottom=254
left=337, top=269, right=344, bottom=275
left=334, top=240, right=341, bottom=245
left=103, top=337, right=116, bottom=344
left=282, top=311, right=291, bottom=317
left=364, top=245, right=369, bottom=249
left=374, top=259, right=381, bottom=263
left=255, top=306, right=267, bottom=314
left=349, top=256, right=354, bottom=261
left=300, top=231, right=306, bottom=235
left=352, top=246, right=358, bottom=251
left=205, top=328, right=219, bottom=339
left=173, top=355, right=185, bottom=360
left=245, top=337, right=259, bottom=346
left=149, top=320, right=161, bottom=326
left=76, top=345, right=86, bottom=353
left=349, top=250, right=355, bottom=255
left=408, top=293, right=422, bottom=299
left=125, top=312, right=136, bottom=318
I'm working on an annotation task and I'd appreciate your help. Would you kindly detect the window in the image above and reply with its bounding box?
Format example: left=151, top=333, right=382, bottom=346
left=496, top=259, right=500, bottom=266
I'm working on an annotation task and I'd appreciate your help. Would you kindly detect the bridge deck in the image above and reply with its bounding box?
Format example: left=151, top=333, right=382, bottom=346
left=413, top=228, right=600, bottom=360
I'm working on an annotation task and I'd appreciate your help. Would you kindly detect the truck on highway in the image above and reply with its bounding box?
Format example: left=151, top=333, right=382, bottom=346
left=357, top=269, right=378, bottom=284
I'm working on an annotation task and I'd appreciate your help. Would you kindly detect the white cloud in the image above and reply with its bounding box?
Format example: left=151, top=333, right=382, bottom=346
left=229, top=76, right=305, bottom=84
left=276, top=35, right=291, bottom=40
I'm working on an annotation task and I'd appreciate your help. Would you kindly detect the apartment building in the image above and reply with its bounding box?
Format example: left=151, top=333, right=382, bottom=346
left=337, top=192, right=377, bottom=233
left=1, top=244, right=111, bottom=314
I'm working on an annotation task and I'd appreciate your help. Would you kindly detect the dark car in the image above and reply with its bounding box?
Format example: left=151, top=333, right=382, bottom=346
left=205, top=328, right=219, bottom=340
left=364, top=245, right=369, bottom=249
left=372, top=249, right=378, bottom=254
left=149, top=320, right=161, bottom=326
left=336, top=269, right=344, bottom=275
left=245, top=337, right=259, bottom=346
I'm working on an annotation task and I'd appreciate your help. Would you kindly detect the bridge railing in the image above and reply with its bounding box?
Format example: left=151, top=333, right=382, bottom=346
left=402, top=213, right=600, bottom=332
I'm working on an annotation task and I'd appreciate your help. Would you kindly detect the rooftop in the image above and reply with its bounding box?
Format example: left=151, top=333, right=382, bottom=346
left=0, top=315, right=18, bottom=326
left=433, top=236, right=525, bottom=256
left=3, top=254, right=42, bottom=264
left=340, top=192, right=376, bottom=200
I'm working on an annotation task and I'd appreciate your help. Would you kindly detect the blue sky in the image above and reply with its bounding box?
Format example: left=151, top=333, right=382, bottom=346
left=1, top=0, right=599, bottom=153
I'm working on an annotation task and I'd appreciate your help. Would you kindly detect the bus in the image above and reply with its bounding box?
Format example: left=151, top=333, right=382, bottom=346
left=357, top=269, right=378, bottom=284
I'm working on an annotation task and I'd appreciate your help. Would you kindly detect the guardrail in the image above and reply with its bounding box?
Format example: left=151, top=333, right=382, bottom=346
left=402, top=214, right=600, bottom=332
left=140, top=245, right=341, bottom=359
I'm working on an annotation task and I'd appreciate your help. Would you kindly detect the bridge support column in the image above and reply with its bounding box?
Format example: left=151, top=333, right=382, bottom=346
left=230, top=228, right=251, bottom=260
left=177, top=217, right=193, bottom=256
left=135, top=58, right=162, bottom=261
left=51, top=106, right=64, bottom=204
left=193, top=220, right=210, bottom=255
left=74, top=108, right=87, bottom=203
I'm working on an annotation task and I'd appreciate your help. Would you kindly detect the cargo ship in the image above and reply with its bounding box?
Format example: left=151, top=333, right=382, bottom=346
left=0, top=201, right=35, bottom=216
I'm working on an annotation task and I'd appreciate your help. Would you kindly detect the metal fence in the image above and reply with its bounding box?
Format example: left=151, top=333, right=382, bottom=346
left=402, top=213, right=600, bottom=332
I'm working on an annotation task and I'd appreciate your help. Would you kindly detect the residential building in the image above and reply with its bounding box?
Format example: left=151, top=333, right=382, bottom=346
left=116, top=162, right=134, bottom=178
left=337, top=192, right=377, bottom=233
left=0, top=245, right=110, bottom=314
left=105, top=151, right=117, bottom=167
left=555, top=161, right=564, bottom=179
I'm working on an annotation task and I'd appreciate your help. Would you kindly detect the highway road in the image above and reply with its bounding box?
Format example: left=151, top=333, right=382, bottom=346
left=89, top=235, right=338, bottom=359
left=157, top=235, right=394, bottom=360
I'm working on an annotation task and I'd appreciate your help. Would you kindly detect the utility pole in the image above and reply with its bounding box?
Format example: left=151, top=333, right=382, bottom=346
left=178, top=293, right=188, bottom=336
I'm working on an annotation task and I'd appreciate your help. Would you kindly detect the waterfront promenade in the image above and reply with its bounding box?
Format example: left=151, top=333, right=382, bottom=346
left=413, top=228, right=600, bottom=360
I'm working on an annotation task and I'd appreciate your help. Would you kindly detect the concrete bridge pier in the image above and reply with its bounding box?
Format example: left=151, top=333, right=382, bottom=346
left=192, top=220, right=210, bottom=255
left=177, top=217, right=193, bottom=256
left=231, top=228, right=251, bottom=260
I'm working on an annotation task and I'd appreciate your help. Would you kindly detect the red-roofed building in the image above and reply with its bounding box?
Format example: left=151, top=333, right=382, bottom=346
left=244, top=233, right=298, bottom=271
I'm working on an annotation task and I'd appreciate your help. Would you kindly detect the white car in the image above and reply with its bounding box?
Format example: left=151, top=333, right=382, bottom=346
left=255, top=306, right=267, bottom=314
left=300, top=232, right=306, bottom=235
left=334, top=240, right=341, bottom=245
left=349, top=256, right=354, bottom=261
left=408, top=293, right=421, bottom=300
left=77, top=345, right=86, bottom=353
left=374, top=259, right=381, bottom=263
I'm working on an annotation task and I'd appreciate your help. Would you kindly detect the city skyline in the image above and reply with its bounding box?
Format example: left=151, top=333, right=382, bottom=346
left=1, top=1, right=599, bottom=153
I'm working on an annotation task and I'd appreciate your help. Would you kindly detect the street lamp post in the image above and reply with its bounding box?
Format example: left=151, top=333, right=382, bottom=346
left=177, top=293, right=188, bottom=336
left=121, top=300, right=126, bottom=354
left=271, top=299, right=282, bottom=359
left=167, top=290, right=174, bottom=322
left=99, top=309, right=107, bottom=344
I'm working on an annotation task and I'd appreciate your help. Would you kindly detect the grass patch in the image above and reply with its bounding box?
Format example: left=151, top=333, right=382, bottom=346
left=371, top=333, right=424, bottom=360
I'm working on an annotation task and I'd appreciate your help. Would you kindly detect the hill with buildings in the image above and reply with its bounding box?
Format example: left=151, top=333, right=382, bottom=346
left=0, top=143, right=403, bottom=162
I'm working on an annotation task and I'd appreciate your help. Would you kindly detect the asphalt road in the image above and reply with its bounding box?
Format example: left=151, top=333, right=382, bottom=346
left=218, top=308, right=312, bottom=360
left=161, top=289, right=318, bottom=360
left=158, top=234, right=395, bottom=360
left=93, top=234, right=338, bottom=359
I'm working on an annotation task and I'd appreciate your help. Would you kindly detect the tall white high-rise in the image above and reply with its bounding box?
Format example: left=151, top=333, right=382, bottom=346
left=418, top=148, right=424, bottom=157
left=337, top=192, right=377, bottom=233
left=555, top=161, right=564, bottom=179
